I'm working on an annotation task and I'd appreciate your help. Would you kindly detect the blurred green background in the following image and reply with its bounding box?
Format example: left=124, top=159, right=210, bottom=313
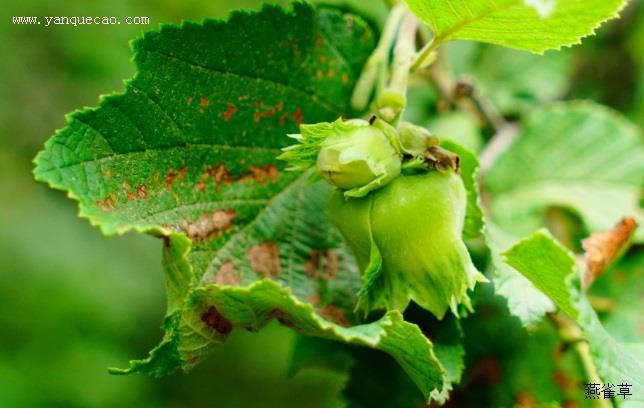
left=1, top=0, right=642, bottom=407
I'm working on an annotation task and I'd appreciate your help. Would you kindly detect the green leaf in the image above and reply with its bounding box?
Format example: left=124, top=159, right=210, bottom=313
left=486, top=223, right=556, bottom=327
left=503, top=230, right=644, bottom=407
left=33, top=4, right=454, bottom=403
left=404, top=0, right=628, bottom=53
left=486, top=101, right=644, bottom=242
left=288, top=313, right=466, bottom=407
left=502, top=229, right=579, bottom=319
left=177, top=279, right=447, bottom=399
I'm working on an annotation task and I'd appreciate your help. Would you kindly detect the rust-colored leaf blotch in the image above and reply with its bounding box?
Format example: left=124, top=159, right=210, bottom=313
left=582, top=217, right=637, bottom=288
left=248, top=241, right=282, bottom=278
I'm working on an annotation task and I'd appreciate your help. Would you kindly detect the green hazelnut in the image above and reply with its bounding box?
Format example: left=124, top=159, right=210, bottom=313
left=280, top=118, right=402, bottom=197
left=329, top=170, right=486, bottom=318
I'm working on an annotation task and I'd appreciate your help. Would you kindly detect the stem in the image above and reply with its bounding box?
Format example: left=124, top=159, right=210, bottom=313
left=376, top=12, right=418, bottom=123
left=411, top=38, right=439, bottom=72
left=479, top=123, right=518, bottom=175
left=351, top=4, right=407, bottom=111
left=428, top=61, right=506, bottom=133
left=575, top=341, right=613, bottom=408
left=550, top=315, right=613, bottom=408
left=415, top=27, right=506, bottom=134
left=388, top=13, right=418, bottom=96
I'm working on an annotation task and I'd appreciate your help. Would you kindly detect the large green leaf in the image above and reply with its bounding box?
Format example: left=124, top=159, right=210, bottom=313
left=486, top=102, right=644, bottom=242
left=503, top=230, right=644, bottom=407
left=288, top=312, right=466, bottom=406
left=33, top=4, right=456, bottom=403
left=486, top=223, right=556, bottom=328
left=405, top=0, right=627, bottom=53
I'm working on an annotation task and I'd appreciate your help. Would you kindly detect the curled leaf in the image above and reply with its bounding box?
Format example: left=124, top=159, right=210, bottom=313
left=582, top=217, right=638, bottom=289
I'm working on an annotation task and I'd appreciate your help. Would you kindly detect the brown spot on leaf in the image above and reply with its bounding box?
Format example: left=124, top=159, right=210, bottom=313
left=97, top=194, right=115, bottom=212
left=263, top=107, right=275, bottom=118
left=186, top=97, right=193, bottom=106
left=223, top=104, right=238, bottom=121
left=248, top=242, right=281, bottom=278
left=216, top=262, right=241, bottom=286
left=515, top=392, right=535, bottom=408
left=583, top=217, right=637, bottom=288
left=199, top=97, right=209, bottom=107
left=316, top=304, right=349, bottom=327
left=201, top=306, right=233, bottom=334
left=241, top=164, right=279, bottom=184
left=308, top=294, right=321, bottom=305
left=136, top=184, right=147, bottom=200
left=327, top=68, right=335, bottom=78
left=552, top=371, right=574, bottom=390
left=304, top=249, right=339, bottom=280
left=314, top=36, right=323, bottom=47
left=166, top=167, right=188, bottom=189
left=179, top=209, right=236, bottom=241
left=253, top=110, right=262, bottom=122
left=293, top=108, right=303, bottom=125
left=276, top=102, right=283, bottom=112
left=177, top=167, right=187, bottom=181
left=165, top=170, right=177, bottom=189
left=205, top=163, right=232, bottom=191
left=341, top=73, right=349, bottom=85
left=123, top=182, right=135, bottom=201
left=268, top=308, right=295, bottom=327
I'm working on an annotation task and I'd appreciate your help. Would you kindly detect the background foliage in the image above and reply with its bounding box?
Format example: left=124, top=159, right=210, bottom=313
left=1, top=0, right=642, bottom=407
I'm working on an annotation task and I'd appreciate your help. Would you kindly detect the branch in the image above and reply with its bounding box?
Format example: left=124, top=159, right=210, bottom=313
left=412, top=25, right=505, bottom=134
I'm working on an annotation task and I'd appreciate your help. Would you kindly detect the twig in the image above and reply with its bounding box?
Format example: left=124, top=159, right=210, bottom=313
left=377, top=12, right=419, bottom=122
left=427, top=62, right=506, bottom=133
left=549, top=314, right=613, bottom=408
left=479, top=123, right=519, bottom=175
left=351, top=4, right=407, bottom=111
left=414, top=27, right=506, bottom=134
